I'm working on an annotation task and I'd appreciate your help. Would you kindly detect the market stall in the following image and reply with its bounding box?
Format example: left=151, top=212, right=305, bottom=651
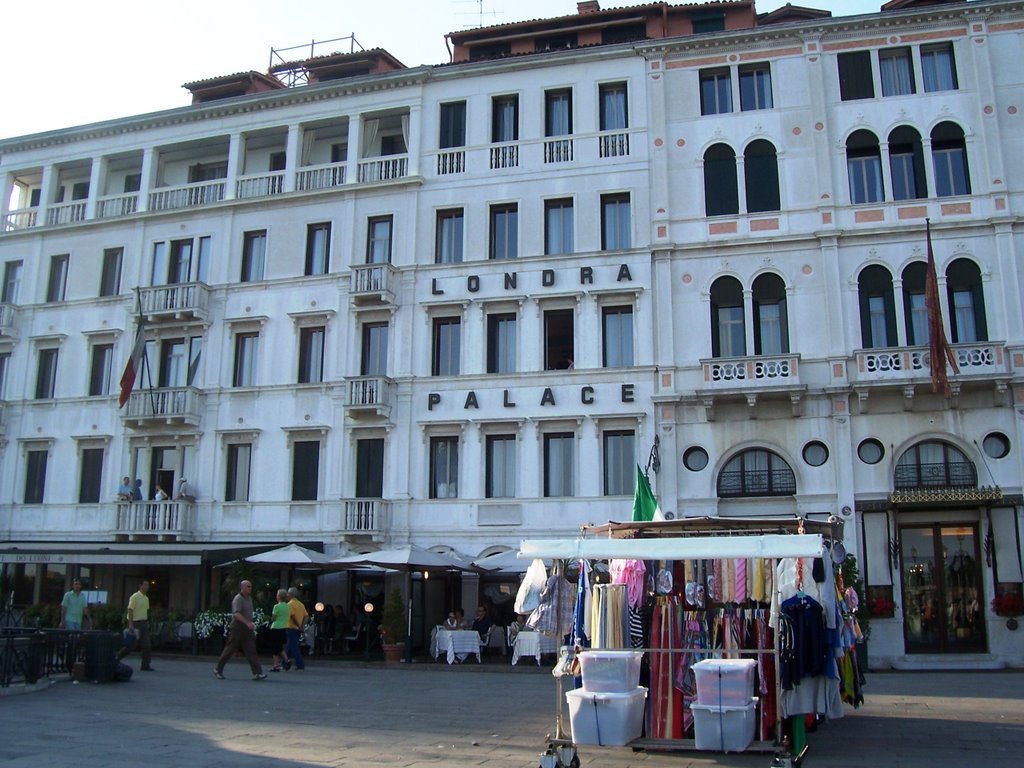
left=520, top=516, right=862, bottom=768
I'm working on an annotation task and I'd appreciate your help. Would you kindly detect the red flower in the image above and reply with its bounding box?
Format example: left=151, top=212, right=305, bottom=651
left=991, top=593, right=1024, bottom=618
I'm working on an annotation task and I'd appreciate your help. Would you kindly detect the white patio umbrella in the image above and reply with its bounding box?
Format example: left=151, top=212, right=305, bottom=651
left=331, top=545, right=472, bottom=662
left=245, top=543, right=331, bottom=565
left=472, top=549, right=547, bottom=573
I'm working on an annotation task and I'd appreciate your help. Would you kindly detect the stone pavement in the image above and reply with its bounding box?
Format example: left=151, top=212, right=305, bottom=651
left=0, top=655, right=1022, bottom=768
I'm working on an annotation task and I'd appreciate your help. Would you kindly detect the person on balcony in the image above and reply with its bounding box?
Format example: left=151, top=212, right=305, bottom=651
left=132, top=479, right=143, bottom=501
left=153, top=484, right=169, bottom=501
left=117, top=477, right=133, bottom=501
left=175, top=478, right=196, bottom=502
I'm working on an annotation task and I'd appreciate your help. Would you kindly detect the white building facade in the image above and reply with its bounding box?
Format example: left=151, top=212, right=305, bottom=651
left=0, top=0, right=1022, bottom=666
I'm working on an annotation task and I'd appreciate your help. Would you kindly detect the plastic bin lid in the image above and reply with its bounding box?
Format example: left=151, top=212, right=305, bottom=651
left=577, top=649, right=644, bottom=658
left=566, top=687, right=648, bottom=701
left=693, top=658, right=757, bottom=668
left=690, top=697, right=759, bottom=713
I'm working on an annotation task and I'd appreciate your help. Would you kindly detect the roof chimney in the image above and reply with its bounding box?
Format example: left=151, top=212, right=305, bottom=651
left=577, top=1, right=601, bottom=14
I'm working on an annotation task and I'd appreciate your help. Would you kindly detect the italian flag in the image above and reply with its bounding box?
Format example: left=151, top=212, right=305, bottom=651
left=118, top=321, right=147, bottom=408
left=632, top=464, right=664, bottom=522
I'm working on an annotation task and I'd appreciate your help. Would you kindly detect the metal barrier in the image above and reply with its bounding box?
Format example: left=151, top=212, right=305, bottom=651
left=0, top=628, right=120, bottom=688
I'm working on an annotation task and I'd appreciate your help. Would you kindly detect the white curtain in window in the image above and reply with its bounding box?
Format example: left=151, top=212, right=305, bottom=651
left=863, top=512, right=893, bottom=586
left=991, top=508, right=1023, bottom=582
left=361, top=119, right=380, bottom=158
left=400, top=114, right=410, bottom=153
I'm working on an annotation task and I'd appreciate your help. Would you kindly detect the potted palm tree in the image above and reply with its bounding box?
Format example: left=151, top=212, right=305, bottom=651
left=380, top=588, right=407, bottom=664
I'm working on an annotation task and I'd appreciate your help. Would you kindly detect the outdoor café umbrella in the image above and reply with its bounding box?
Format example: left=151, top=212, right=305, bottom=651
left=331, top=545, right=471, bottom=662
left=472, top=549, right=549, bottom=573
left=245, top=543, right=331, bottom=566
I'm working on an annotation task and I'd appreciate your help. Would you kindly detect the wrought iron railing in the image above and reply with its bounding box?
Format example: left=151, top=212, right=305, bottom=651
left=717, top=468, right=797, bottom=497
left=894, top=460, right=977, bottom=489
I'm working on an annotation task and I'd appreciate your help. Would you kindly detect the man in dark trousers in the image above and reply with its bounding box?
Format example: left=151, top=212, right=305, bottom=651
left=214, top=579, right=267, bottom=681
left=117, top=579, right=154, bottom=670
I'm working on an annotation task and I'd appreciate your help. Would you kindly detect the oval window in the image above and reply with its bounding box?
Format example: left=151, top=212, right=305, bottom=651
left=857, top=438, right=884, bottom=465
left=803, top=441, right=829, bottom=467
left=982, top=432, right=1010, bottom=460
left=683, top=446, right=709, bottom=472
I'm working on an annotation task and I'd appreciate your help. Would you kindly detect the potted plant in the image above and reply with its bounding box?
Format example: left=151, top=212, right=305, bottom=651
left=380, top=588, right=406, bottom=664
left=991, top=589, right=1024, bottom=630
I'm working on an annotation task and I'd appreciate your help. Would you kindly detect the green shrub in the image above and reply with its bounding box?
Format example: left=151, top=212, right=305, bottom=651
left=380, top=588, right=406, bottom=643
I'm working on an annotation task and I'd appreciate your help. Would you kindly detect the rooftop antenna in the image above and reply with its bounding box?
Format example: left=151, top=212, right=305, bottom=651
left=268, top=34, right=365, bottom=87
left=454, top=0, right=501, bottom=29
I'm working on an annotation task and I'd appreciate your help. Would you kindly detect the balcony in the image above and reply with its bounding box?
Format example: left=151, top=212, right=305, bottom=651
left=45, top=201, right=87, bottom=226
left=295, top=162, right=346, bottom=191
left=436, top=149, right=465, bottom=175
left=0, top=303, right=17, bottom=338
left=236, top=171, right=285, bottom=199
left=349, top=263, right=397, bottom=306
left=148, top=180, right=226, bottom=212
left=138, top=282, right=209, bottom=322
left=123, top=387, right=204, bottom=427
left=852, top=342, right=1010, bottom=405
left=697, top=354, right=804, bottom=419
left=96, top=193, right=138, bottom=219
left=599, top=131, right=630, bottom=158
left=340, top=499, right=389, bottom=540
left=344, top=377, right=393, bottom=419
left=543, top=138, right=573, bottom=164
left=489, top=142, right=519, bottom=170
left=2, top=207, right=37, bottom=231
left=357, top=155, right=408, bottom=183
left=115, top=500, right=194, bottom=541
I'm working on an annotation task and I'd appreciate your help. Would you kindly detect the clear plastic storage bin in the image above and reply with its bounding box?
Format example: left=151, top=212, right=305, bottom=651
left=693, top=658, right=757, bottom=706
left=565, top=687, right=647, bottom=747
left=577, top=650, right=644, bottom=693
left=690, top=699, right=758, bottom=753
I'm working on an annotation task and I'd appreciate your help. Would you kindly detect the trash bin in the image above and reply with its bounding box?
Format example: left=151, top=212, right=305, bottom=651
left=83, top=631, right=120, bottom=683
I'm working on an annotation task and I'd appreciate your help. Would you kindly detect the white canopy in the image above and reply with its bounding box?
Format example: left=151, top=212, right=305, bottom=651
left=518, top=534, right=823, bottom=561
left=245, top=543, right=331, bottom=565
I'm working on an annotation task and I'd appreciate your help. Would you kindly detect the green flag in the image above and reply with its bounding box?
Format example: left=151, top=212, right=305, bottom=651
left=631, top=464, right=661, bottom=522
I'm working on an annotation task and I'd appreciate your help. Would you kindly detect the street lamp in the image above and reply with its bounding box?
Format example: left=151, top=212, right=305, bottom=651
left=363, top=602, right=374, bottom=660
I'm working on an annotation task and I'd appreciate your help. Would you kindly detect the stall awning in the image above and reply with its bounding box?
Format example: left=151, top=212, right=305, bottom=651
left=519, top=534, right=824, bottom=561
left=0, top=541, right=273, bottom=566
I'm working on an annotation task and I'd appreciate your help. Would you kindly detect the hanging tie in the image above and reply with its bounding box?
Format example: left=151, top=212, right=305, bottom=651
left=735, top=558, right=747, bottom=603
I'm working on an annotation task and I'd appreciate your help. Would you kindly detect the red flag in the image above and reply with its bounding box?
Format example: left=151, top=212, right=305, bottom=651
left=118, top=320, right=147, bottom=408
left=924, top=220, right=959, bottom=396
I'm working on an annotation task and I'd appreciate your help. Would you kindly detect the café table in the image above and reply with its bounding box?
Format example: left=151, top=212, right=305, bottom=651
left=511, top=630, right=558, bottom=666
left=431, top=628, right=483, bottom=664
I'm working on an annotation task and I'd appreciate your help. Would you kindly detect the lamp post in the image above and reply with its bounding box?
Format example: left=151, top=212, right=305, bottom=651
left=314, top=602, right=325, bottom=657
left=363, top=602, right=374, bottom=660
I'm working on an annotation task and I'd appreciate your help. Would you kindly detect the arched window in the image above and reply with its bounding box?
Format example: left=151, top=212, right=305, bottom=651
left=931, top=122, right=970, bottom=197
left=901, top=261, right=929, bottom=346
left=744, top=140, right=780, bottom=213
left=888, top=126, right=926, bottom=201
left=718, top=448, right=796, bottom=497
left=710, top=276, right=745, bottom=357
left=846, top=130, right=883, bottom=204
left=945, top=258, right=987, bottom=342
left=858, top=265, right=897, bottom=348
left=704, top=144, right=738, bottom=216
left=752, top=273, right=788, bottom=355
left=894, top=440, right=977, bottom=488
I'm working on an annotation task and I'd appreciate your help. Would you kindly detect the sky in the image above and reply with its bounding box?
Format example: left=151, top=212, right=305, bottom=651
left=2, top=0, right=886, bottom=141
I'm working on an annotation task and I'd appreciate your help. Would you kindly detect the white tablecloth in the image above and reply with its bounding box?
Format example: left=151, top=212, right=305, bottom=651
left=511, top=631, right=558, bottom=666
left=431, top=628, right=482, bottom=664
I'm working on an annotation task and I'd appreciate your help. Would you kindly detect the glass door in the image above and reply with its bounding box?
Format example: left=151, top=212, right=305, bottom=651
left=900, top=523, right=986, bottom=653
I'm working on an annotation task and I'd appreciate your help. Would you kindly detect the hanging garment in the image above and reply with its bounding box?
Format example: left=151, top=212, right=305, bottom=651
left=609, top=558, right=646, bottom=608
left=527, top=560, right=574, bottom=640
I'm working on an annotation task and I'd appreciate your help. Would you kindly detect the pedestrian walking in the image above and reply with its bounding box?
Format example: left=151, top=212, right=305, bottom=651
left=59, top=577, right=91, bottom=630
left=286, top=587, right=309, bottom=671
left=117, top=579, right=154, bottom=671
left=270, top=589, right=291, bottom=671
left=214, top=580, right=267, bottom=681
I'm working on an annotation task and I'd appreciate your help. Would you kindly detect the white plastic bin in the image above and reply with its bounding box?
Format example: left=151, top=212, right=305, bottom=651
left=577, top=650, right=644, bottom=693
left=693, top=658, right=757, bottom=706
left=690, top=699, right=758, bottom=753
left=566, top=687, right=647, bottom=746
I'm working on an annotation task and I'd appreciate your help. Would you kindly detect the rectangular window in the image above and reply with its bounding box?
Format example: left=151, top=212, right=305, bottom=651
left=305, top=222, right=331, bottom=276
left=25, top=449, right=48, bottom=504
left=848, top=155, right=884, bottom=204
left=435, top=209, right=464, bottom=264
left=544, top=89, right=572, bottom=136
left=168, top=239, right=192, bottom=284
left=46, top=254, right=69, bottom=302
left=158, top=338, right=186, bottom=388
left=298, top=327, right=325, bottom=384
left=700, top=68, right=732, bottom=115
left=544, top=308, right=575, bottom=371
left=486, top=435, right=516, bottom=498
left=78, top=448, right=104, bottom=504
left=757, top=303, right=784, bottom=356
left=869, top=295, right=890, bottom=347
left=429, top=436, right=459, bottom=499
left=2, top=261, right=22, bottom=303
left=952, top=289, right=978, bottom=343
left=739, top=63, right=773, bottom=110
left=890, top=150, right=921, bottom=201
left=225, top=443, right=252, bottom=502
left=355, top=438, right=384, bottom=498
left=0, top=352, right=9, bottom=399
left=544, top=199, right=573, bottom=256
left=489, top=203, right=518, bottom=260
left=544, top=433, right=574, bottom=497
left=269, top=151, right=286, bottom=172
left=36, top=348, right=58, bottom=399
left=879, top=48, right=915, bottom=96
left=909, top=292, right=929, bottom=346
left=439, top=101, right=467, bottom=148
left=602, top=306, right=634, bottom=368
left=151, top=237, right=209, bottom=285
left=486, top=313, right=516, bottom=374
left=366, top=216, right=393, bottom=264
left=599, top=83, right=628, bottom=130
left=838, top=50, right=875, bottom=101
left=72, top=181, right=90, bottom=200
left=241, top=230, right=267, bottom=282
left=188, top=162, right=227, bottom=183
left=717, top=306, right=746, bottom=357
left=492, top=95, right=519, bottom=142
left=99, top=248, right=122, bottom=297
left=601, top=193, right=631, bottom=250
left=123, top=174, right=141, bottom=193
left=921, top=43, right=958, bottom=92
left=330, top=143, right=346, bottom=164
left=432, top=317, right=461, bottom=376
left=361, top=323, right=389, bottom=377
left=603, top=431, right=635, bottom=496
left=933, top=146, right=970, bottom=197
left=233, top=333, right=259, bottom=387
left=88, top=343, right=114, bottom=396
left=291, top=441, right=319, bottom=501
